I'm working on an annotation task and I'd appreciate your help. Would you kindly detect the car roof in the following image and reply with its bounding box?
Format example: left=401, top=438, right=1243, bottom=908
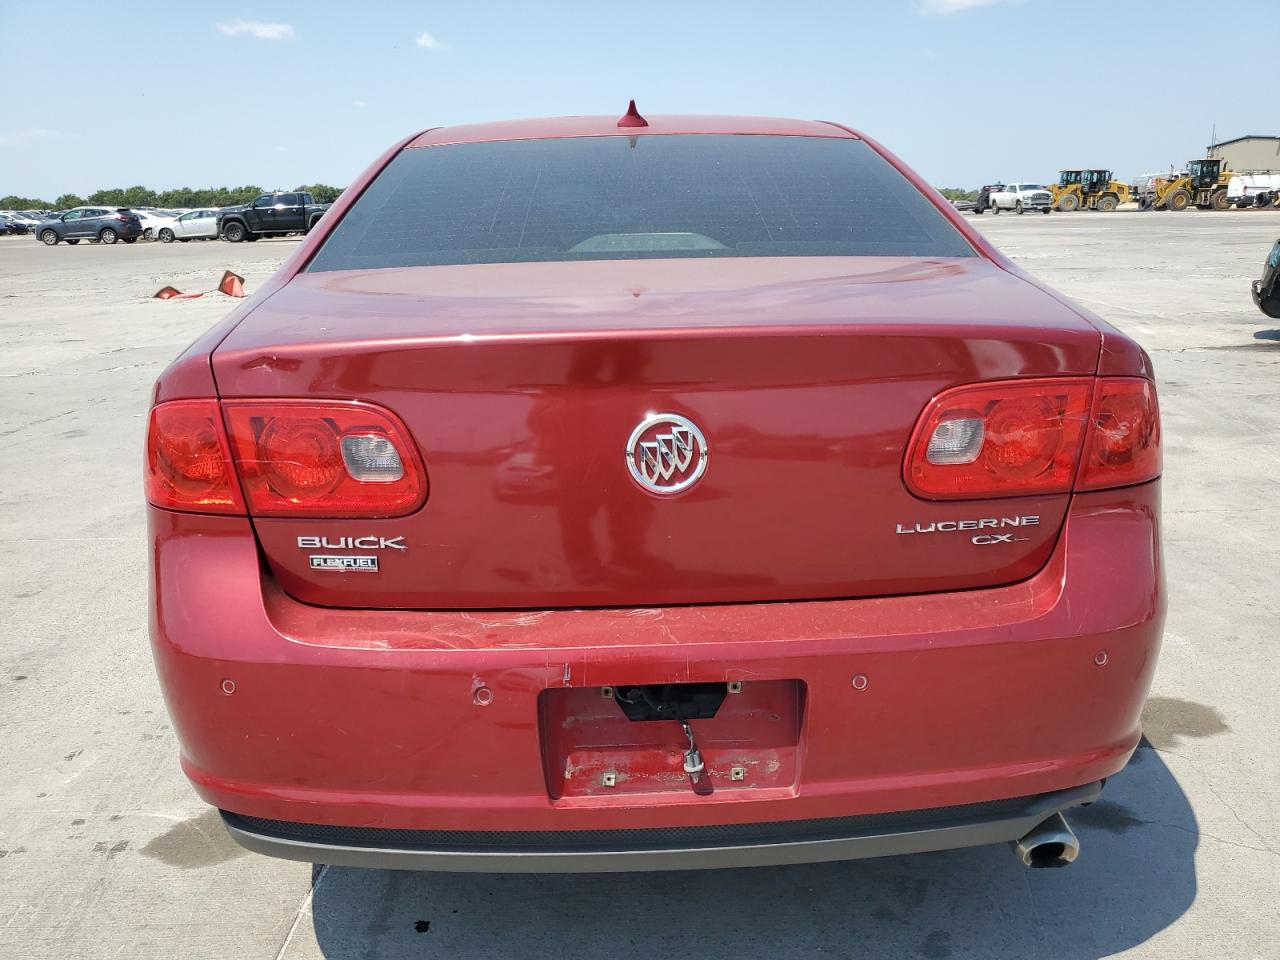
left=407, top=114, right=860, bottom=148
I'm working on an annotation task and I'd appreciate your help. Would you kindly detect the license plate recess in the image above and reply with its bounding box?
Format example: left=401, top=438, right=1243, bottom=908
left=539, top=680, right=804, bottom=800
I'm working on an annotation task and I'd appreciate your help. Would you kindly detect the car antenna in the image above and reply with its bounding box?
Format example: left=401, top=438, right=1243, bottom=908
left=617, top=99, right=648, bottom=128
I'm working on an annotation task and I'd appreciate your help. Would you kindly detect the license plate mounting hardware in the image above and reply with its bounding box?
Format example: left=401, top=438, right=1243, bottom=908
left=601, top=771, right=617, bottom=788
left=727, top=681, right=743, bottom=694
left=680, top=720, right=705, bottom=783
left=730, top=765, right=746, bottom=781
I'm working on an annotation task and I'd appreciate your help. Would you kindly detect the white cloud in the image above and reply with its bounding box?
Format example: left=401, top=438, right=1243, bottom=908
left=353, top=100, right=369, bottom=108
left=0, top=129, right=60, bottom=148
left=919, top=0, right=1018, bottom=14
left=415, top=31, right=446, bottom=50
left=217, top=19, right=295, bottom=40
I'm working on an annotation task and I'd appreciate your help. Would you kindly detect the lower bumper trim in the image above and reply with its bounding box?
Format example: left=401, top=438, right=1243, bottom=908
left=220, top=780, right=1102, bottom=873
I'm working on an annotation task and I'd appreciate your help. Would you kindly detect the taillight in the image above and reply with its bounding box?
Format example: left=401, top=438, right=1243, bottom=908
left=1077, top=378, right=1161, bottom=490
left=145, top=400, right=243, bottom=513
left=905, top=377, right=1161, bottom=499
left=906, top=379, right=1092, bottom=499
left=222, top=400, right=426, bottom=517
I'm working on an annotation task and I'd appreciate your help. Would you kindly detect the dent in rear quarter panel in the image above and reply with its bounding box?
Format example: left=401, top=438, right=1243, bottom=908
left=977, top=260, right=1157, bottom=381
left=152, top=297, right=282, bottom=402
left=997, top=279, right=1153, bottom=380
left=856, top=137, right=1147, bottom=380
left=1092, top=317, right=1156, bottom=378
left=151, top=130, right=432, bottom=405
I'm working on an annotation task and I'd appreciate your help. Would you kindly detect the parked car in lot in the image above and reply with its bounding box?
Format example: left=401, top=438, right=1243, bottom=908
left=146, top=110, right=1164, bottom=875
left=36, top=207, right=142, bottom=245
left=136, top=210, right=178, bottom=241
left=971, top=183, right=1006, bottom=214
left=0, top=213, right=30, bottom=235
left=1253, top=239, right=1280, bottom=318
left=157, top=208, right=221, bottom=242
left=217, top=191, right=331, bottom=242
left=1, top=210, right=40, bottom=231
left=986, top=183, right=1054, bottom=214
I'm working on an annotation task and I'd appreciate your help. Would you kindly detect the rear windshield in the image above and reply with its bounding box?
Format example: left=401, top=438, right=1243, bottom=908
left=306, top=135, right=975, bottom=271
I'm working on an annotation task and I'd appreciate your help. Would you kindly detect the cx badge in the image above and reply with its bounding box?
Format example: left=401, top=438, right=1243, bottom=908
left=626, top=413, right=708, bottom=496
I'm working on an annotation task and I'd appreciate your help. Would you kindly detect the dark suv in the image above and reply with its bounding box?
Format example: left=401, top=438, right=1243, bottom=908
left=36, top=207, right=143, bottom=245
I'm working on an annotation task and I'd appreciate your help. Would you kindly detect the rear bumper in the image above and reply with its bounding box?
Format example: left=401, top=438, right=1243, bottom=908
left=149, top=482, right=1164, bottom=866
left=221, top=781, right=1101, bottom=873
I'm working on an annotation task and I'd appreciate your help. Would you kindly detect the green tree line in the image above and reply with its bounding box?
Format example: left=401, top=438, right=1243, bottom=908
left=1, top=184, right=344, bottom=210
left=8, top=182, right=980, bottom=210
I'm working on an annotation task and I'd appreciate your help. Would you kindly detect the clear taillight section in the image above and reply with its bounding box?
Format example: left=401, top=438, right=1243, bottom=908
left=145, top=400, right=243, bottom=514
left=340, top=434, right=405, bottom=482
left=924, top=416, right=985, bottom=465
left=906, top=377, right=1161, bottom=499
left=145, top=399, right=427, bottom=517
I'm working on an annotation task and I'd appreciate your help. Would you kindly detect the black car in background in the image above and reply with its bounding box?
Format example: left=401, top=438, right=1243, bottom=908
left=0, top=214, right=30, bottom=235
left=972, top=184, right=1006, bottom=214
left=1254, top=239, right=1280, bottom=319
left=216, top=191, right=331, bottom=242
left=35, top=207, right=143, bottom=245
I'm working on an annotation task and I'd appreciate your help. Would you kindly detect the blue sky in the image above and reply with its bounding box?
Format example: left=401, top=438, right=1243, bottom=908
left=2, top=0, right=1276, bottom=199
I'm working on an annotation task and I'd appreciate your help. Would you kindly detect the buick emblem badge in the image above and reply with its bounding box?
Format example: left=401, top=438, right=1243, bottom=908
left=626, top=413, right=708, bottom=495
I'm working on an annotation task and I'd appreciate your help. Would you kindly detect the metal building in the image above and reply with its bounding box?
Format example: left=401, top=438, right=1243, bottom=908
left=1206, top=136, right=1280, bottom=172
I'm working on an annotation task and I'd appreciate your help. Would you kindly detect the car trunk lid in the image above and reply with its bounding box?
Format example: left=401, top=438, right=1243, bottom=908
left=212, top=256, right=1099, bottom=609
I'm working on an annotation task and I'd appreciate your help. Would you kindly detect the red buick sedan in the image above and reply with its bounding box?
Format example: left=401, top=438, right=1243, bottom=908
left=146, top=108, right=1164, bottom=872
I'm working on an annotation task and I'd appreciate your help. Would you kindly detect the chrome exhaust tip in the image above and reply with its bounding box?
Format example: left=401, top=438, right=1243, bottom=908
left=1014, top=812, right=1079, bottom=868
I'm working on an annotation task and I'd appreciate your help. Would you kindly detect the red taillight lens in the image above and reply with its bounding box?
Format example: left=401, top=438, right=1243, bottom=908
left=1077, top=378, right=1161, bottom=490
left=145, top=400, right=243, bottom=514
left=905, top=379, right=1093, bottom=499
left=905, top=377, right=1162, bottom=500
left=222, top=401, right=426, bottom=517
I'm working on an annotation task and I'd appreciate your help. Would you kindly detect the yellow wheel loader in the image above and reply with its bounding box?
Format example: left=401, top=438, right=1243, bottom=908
left=1050, top=170, right=1084, bottom=211
left=1152, top=158, right=1233, bottom=211
left=1052, top=169, right=1129, bottom=211
left=1080, top=170, right=1130, bottom=211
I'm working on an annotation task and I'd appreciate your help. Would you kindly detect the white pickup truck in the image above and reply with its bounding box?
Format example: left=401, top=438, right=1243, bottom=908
left=986, top=183, right=1054, bottom=214
left=1226, top=174, right=1280, bottom=209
